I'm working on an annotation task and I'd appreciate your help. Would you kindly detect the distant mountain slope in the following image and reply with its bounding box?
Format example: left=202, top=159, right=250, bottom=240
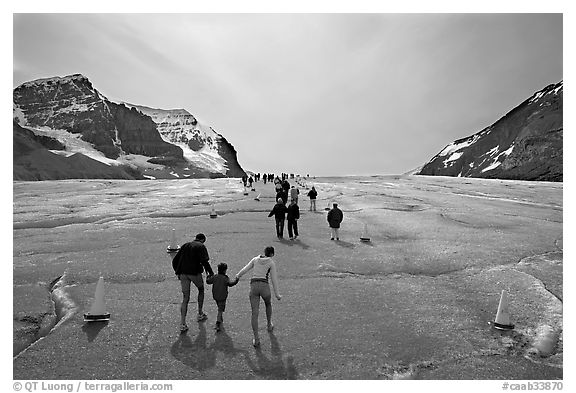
left=418, top=81, right=562, bottom=182
left=13, top=74, right=246, bottom=180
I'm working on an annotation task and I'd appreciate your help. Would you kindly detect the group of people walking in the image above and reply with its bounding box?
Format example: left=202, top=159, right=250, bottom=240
left=268, top=197, right=300, bottom=240
left=171, top=179, right=343, bottom=348
left=268, top=180, right=342, bottom=241
left=172, top=234, right=281, bottom=347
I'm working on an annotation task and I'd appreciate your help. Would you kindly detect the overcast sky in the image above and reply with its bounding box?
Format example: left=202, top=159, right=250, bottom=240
left=13, top=13, right=562, bottom=176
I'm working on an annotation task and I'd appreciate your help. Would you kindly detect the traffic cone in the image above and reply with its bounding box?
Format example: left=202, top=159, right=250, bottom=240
left=166, top=228, right=180, bottom=253
left=84, top=277, right=111, bottom=322
left=360, top=223, right=371, bottom=242
left=324, top=201, right=331, bottom=211
left=243, top=187, right=249, bottom=195
left=254, top=193, right=261, bottom=201
left=210, top=205, right=218, bottom=218
left=492, top=290, right=514, bottom=330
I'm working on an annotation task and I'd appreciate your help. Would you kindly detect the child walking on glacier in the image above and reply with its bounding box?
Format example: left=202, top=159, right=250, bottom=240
left=206, top=263, right=239, bottom=331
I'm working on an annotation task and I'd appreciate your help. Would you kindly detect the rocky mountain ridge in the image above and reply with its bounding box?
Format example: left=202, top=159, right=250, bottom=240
left=13, top=74, right=246, bottom=181
left=418, top=81, right=562, bottom=182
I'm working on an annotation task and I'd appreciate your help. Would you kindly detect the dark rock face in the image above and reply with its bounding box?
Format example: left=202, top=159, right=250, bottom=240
left=418, top=81, right=563, bottom=182
left=108, top=103, right=183, bottom=160
left=188, top=134, right=205, bottom=151
left=13, top=122, right=141, bottom=181
left=217, top=134, right=246, bottom=178
left=13, top=122, right=66, bottom=153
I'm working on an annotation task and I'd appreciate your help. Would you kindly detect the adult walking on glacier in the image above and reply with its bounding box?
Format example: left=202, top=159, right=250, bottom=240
left=287, top=198, right=300, bottom=240
left=327, top=203, right=344, bottom=240
left=268, top=198, right=288, bottom=239
left=289, top=185, right=299, bottom=204
left=234, top=246, right=282, bottom=347
left=307, top=186, right=317, bottom=211
left=172, top=233, right=215, bottom=332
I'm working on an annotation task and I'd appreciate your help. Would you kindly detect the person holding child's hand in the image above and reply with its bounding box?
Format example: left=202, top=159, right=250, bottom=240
left=235, top=246, right=282, bottom=347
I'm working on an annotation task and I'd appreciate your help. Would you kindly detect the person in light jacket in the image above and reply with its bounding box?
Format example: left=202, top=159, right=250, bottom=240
left=235, top=246, right=282, bottom=347
left=327, top=203, right=343, bottom=240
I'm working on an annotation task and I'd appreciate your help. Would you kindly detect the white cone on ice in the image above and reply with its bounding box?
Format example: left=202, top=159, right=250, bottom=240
left=492, top=290, right=514, bottom=330
left=360, top=223, right=371, bottom=242
left=254, top=193, right=261, bottom=201
left=166, top=228, right=180, bottom=253
left=210, top=205, right=218, bottom=218
left=84, top=277, right=111, bottom=322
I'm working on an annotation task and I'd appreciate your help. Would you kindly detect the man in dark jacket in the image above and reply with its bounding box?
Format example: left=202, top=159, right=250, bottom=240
left=172, top=233, right=214, bottom=332
left=327, top=203, right=344, bottom=240
left=307, top=186, right=318, bottom=211
left=282, top=179, right=290, bottom=194
left=268, top=198, right=288, bottom=238
left=287, top=199, right=300, bottom=240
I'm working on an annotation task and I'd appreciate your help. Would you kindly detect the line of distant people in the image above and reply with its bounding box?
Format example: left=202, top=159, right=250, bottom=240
left=242, top=172, right=313, bottom=187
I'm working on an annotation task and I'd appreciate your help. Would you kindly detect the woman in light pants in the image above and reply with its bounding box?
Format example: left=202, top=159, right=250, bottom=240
left=235, top=246, right=282, bottom=347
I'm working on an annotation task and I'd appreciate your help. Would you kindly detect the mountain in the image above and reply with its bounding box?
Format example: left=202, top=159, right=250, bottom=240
left=13, top=74, right=246, bottom=180
left=121, top=103, right=245, bottom=179
left=417, top=81, right=562, bottom=182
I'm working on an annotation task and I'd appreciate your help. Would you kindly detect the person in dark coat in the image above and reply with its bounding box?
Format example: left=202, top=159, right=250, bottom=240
left=287, top=199, right=300, bottom=240
left=327, top=203, right=344, bottom=240
left=307, top=186, right=318, bottom=211
left=172, top=233, right=215, bottom=332
left=206, top=262, right=239, bottom=331
left=268, top=198, right=288, bottom=238
left=276, top=188, right=288, bottom=205
left=274, top=179, right=282, bottom=195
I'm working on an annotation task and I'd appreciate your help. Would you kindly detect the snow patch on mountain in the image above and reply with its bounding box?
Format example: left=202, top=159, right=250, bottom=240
left=485, top=146, right=500, bottom=157
left=438, top=134, right=481, bottom=158
left=528, top=81, right=563, bottom=104
left=13, top=104, right=27, bottom=125
left=27, top=126, right=119, bottom=166
left=19, top=74, right=85, bottom=88
left=442, top=152, right=463, bottom=168
left=481, top=145, right=515, bottom=173
left=48, top=150, right=75, bottom=158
